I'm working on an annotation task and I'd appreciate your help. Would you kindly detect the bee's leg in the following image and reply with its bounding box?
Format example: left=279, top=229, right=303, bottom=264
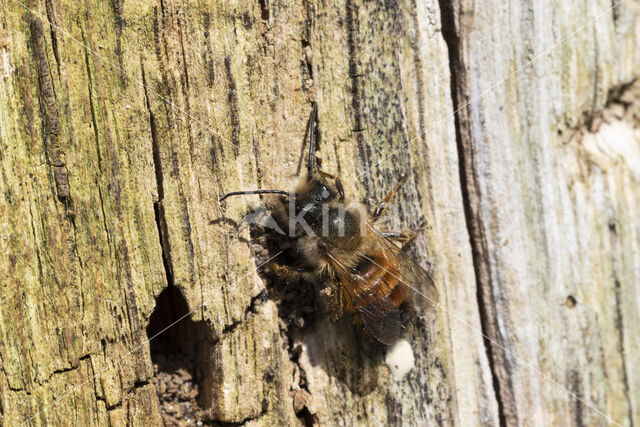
left=266, top=263, right=314, bottom=282
left=379, top=231, right=410, bottom=241
left=324, top=282, right=345, bottom=322
left=372, top=174, right=408, bottom=221
left=380, top=218, right=427, bottom=248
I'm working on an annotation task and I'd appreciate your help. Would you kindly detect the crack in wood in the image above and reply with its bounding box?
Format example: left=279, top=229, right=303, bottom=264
left=610, top=213, right=635, bottom=426
left=152, top=6, right=173, bottom=125
left=224, top=55, right=241, bottom=158
left=437, top=1, right=513, bottom=426
left=142, top=61, right=175, bottom=290
left=80, top=27, right=103, bottom=171
left=283, top=326, right=317, bottom=426
left=613, top=276, right=635, bottom=427
left=218, top=290, right=269, bottom=339
left=43, top=0, right=60, bottom=79
left=29, top=16, right=74, bottom=214
left=109, top=0, right=126, bottom=84
left=345, top=0, right=372, bottom=196
left=258, top=0, right=270, bottom=22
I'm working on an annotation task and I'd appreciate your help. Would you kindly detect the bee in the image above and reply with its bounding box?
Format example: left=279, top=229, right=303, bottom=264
left=220, top=104, right=438, bottom=345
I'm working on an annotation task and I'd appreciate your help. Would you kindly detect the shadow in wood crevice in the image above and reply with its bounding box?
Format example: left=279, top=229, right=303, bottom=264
left=147, top=284, right=216, bottom=426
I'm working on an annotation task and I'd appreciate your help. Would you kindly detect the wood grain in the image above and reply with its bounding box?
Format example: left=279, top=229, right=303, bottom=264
left=0, top=0, right=638, bottom=425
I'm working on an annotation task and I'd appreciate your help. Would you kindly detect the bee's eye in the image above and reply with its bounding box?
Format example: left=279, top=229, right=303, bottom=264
left=321, top=187, right=330, bottom=199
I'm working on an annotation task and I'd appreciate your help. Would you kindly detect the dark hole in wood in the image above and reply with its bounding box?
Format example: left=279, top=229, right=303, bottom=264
left=147, top=284, right=215, bottom=425
left=566, top=295, right=578, bottom=308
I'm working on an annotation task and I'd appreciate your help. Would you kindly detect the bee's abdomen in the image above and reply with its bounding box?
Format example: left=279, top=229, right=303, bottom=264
left=350, top=254, right=409, bottom=316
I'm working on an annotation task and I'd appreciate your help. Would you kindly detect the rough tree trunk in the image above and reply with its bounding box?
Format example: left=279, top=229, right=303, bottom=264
left=0, top=0, right=638, bottom=426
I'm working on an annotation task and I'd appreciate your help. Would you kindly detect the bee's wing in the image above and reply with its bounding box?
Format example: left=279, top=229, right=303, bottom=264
left=369, top=227, right=439, bottom=310
left=357, top=304, right=404, bottom=345
left=323, top=226, right=437, bottom=345
left=323, top=250, right=403, bottom=345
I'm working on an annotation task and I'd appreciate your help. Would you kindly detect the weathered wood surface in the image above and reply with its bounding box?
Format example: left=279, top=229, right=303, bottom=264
left=445, top=0, right=640, bottom=425
left=0, top=0, right=493, bottom=425
left=0, top=0, right=638, bottom=426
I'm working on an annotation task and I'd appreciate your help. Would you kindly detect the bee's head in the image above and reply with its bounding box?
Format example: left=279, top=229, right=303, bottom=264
left=293, top=178, right=337, bottom=226
left=291, top=175, right=364, bottom=248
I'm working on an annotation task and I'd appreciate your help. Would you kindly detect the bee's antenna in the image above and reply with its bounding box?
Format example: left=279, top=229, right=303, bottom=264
left=308, top=102, right=318, bottom=177
left=220, top=190, right=290, bottom=203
